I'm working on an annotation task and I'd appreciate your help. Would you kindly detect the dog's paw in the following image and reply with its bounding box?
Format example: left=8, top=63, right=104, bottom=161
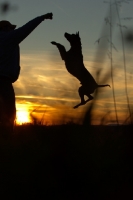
left=51, top=41, right=57, bottom=45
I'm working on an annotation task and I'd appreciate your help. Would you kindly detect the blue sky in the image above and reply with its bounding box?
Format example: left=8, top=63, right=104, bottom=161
left=0, top=0, right=133, bottom=124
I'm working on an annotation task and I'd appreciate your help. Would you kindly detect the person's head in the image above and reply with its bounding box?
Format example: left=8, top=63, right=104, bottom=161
left=0, top=20, right=16, bottom=32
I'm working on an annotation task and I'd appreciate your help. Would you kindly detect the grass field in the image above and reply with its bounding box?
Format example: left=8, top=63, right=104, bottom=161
left=0, top=124, right=133, bottom=199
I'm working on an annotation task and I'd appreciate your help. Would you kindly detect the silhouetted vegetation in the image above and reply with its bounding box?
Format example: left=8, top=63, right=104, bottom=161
left=0, top=124, right=133, bottom=199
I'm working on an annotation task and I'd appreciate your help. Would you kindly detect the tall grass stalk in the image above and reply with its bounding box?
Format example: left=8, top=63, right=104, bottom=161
left=114, top=0, right=132, bottom=124
left=109, top=0, right=119, bottom=125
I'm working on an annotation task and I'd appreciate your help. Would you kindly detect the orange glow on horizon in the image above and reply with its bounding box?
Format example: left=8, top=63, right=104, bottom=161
left=15, top=97, right=131, bottom=126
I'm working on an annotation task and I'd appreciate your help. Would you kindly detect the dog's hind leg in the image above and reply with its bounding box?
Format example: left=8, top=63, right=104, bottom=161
left=73, top=86, right=93, bottom=109
left=78, top=86, right=85, bottom=103
left=86, top=94, right=93, bottom=100
left=78, top=86, right=94, bottom=103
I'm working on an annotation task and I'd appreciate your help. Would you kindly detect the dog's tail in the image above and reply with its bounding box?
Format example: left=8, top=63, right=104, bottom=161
left=97, top=84, right=111, bottom=88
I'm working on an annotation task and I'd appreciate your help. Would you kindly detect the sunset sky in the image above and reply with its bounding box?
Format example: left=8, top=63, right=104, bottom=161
left=1, top=0, right=133, bottom=125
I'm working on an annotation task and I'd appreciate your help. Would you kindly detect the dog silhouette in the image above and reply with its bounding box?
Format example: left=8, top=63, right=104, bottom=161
left=51, top=32, right=110, bottom=108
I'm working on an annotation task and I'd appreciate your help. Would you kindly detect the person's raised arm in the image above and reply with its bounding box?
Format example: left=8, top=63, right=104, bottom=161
left=7, top=13, right=53, bottom=44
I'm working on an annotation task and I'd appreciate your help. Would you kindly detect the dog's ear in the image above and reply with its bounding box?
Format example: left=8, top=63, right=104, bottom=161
left=76, top=31, right=79, bottom=36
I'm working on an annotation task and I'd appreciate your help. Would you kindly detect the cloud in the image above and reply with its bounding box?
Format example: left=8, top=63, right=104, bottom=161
left=12, top=50, right=133, bottom=125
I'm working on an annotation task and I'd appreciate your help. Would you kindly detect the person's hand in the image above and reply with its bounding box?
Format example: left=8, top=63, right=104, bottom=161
left=44, top=13, right=53, bottom=20
left=51, top=41, right=57, bottom=45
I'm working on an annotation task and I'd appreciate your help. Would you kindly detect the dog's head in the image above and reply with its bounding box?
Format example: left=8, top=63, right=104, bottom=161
left=64, top=32, right=81, bottom=46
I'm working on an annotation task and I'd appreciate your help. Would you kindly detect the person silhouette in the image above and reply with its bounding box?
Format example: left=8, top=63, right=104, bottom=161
left=0, top=13, right=53, bottom=134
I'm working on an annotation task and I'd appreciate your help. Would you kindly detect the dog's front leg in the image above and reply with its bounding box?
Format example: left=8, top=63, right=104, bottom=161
left=51, top=42, right=66, bottom=60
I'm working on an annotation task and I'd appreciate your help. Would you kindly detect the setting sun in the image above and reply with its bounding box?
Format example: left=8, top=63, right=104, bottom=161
left=16, top=110, right=31, bottom=125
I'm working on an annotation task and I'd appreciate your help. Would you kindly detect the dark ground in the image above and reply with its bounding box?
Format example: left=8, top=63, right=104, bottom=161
left=0, top=124, right=133, bottom=199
